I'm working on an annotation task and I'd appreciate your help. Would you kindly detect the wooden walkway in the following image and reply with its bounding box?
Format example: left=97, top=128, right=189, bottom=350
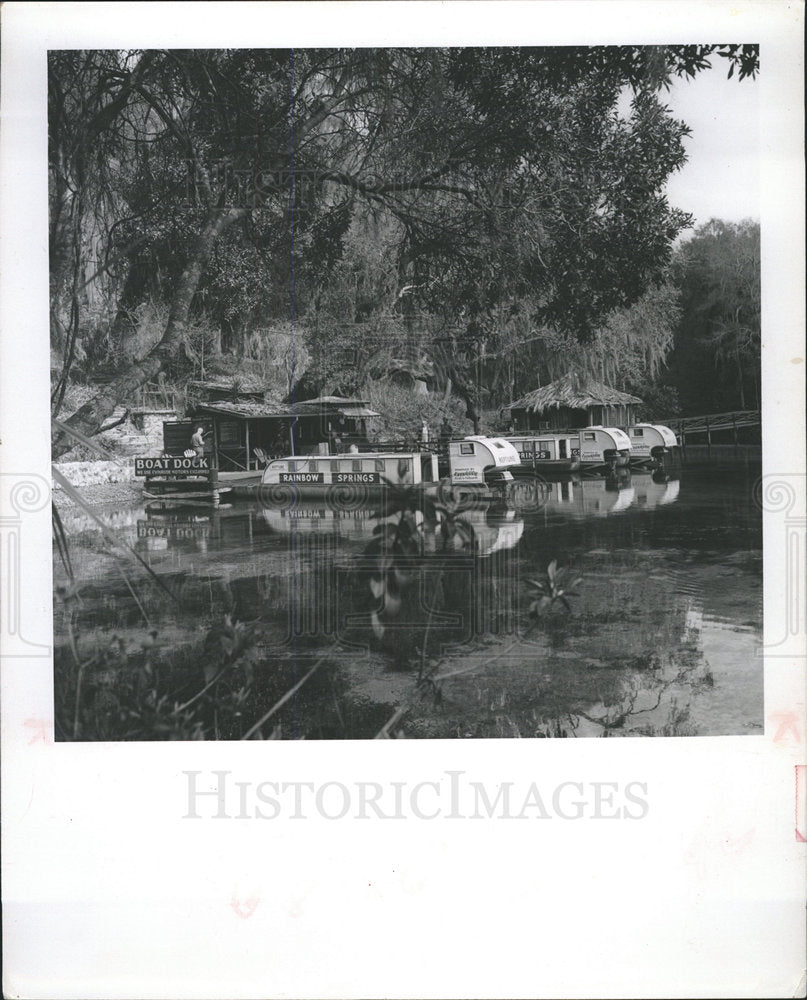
left=661, top=410, right=760, bottom=445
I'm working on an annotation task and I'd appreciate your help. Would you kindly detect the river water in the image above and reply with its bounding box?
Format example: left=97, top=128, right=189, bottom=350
left=53, top=462, right=763, bottom=740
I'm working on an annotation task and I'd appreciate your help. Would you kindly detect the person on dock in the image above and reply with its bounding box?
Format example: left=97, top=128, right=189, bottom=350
left=439, top=416, right=453, bottom=450
left=190, top=425, right=207, bottom=459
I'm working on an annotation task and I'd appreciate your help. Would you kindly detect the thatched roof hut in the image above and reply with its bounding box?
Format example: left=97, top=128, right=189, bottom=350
left=508, top=374, right=642, bottom=431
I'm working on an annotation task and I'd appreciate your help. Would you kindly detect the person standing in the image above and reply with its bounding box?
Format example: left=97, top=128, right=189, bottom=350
left=190, top=425, right=207, bottom=459
left=420, top=419, right=430, bottom=447
left=439, top=416, right=453, bottom=449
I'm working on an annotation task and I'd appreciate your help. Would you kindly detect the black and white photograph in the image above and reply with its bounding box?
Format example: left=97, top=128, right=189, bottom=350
left=1, top=3, right=804, bottom=998
left=48, top=43, right=764, bottom=741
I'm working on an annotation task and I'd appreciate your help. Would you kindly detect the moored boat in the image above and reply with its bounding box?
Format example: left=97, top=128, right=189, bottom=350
left=503, top=432, right=581, bottom=474
left=443, top=436, right=521, bottom=496
left=626, top=423, right=678, bottom=468
left=259, top=436, right=521, bottom=505
left=576, top=426, right=632, bottom=470
left=260, top=450, right=438, bottom=504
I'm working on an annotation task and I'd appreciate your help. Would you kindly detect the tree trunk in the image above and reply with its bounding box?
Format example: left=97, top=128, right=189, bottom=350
left=735, top=343, right=746, bottom=409
left=450, top=369, right=480, bottom=433
left=52, top=207, right=245, bottom=459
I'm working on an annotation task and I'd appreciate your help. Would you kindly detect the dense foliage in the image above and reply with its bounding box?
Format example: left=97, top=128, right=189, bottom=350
left=665, top=219, right=761, bottom=413
left=49, top=45, right=759, bottom=453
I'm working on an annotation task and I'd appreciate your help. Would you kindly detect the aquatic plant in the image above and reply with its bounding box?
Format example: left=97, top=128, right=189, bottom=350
left=526, top=560, right=583, bottom=614
left=358, top=480, right=581, bottom=737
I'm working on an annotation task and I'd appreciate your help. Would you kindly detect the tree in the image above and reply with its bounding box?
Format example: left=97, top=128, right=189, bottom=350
left=50, top=45, right=758, bottom=457
left=666, top=219, right=760, bottom=413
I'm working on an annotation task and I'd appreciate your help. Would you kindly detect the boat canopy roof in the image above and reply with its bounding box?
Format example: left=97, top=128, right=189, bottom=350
left=583, top=425, right=632, bottom=448
left=265, top=452, right=427, bottom=464
left=462, top=436, right=521, bottom=467
left=632, top=423, right=678, bottom=447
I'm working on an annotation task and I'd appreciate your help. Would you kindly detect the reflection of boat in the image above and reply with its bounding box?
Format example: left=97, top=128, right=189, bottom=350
left=260, top=501, right=524, bottom=557
left=576, top=426, right=632, bottom=470
left=627, top=424, right=678, bottom=468
left=261, top=502, right=385, bottom=539
left=523, top=474, right=635, bottom=517
left=630, top=472, right=681, bottom=508
left=143, top=487, right=232, bottom=508
left=503, top=433, right=581, bottom=474
left=260, top=437, right=521, bottom=504
left=455, top=508, right=525, bottom=556
left=521, top=470, right=681, bottom=517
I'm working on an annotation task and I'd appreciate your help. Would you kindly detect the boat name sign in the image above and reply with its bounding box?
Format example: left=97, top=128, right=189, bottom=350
left=276, top=471, right=382, bottom=484
left=334, top=472, right=380, bottom=484
left=279, top=472, right=325, bottom=483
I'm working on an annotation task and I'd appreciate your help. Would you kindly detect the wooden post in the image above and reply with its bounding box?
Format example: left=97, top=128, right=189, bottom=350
left=245, top=420, right=251, bottom=471
left=732, top=413, right=739, bottom=453
left=209, top=422, right=220, bottom=506
left=289, top=419, right=295, bottom=457
left=705, top=414, right=712, bottom=457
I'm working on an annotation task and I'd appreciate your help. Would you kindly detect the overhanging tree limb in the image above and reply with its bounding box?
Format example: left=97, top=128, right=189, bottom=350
left=52, top=205, right=246, bottom=459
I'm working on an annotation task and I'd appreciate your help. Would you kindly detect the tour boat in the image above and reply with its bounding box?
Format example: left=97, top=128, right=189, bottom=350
left=444, top=436, right=521, bottom=493
left=576, top=426, right=632, bottom=469
left=503, top=432, right=581, bottom=474
left=626, top=423, right=679, bottom=468
left=259, top=436, right=521, bottom=504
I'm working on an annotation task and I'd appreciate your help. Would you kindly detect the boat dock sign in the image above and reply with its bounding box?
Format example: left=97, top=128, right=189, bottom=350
left=135, top=456, right=210, bottom=477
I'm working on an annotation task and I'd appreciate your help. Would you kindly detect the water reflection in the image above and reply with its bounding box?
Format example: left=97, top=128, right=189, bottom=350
left=53, top=466, right=762, bottom=740
left=512, top=469, right=680, bottom=518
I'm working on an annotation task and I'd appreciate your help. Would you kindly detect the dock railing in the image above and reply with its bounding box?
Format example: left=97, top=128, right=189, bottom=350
left=662, top=410, right=761, bottom=438
left=659, top=409, right=761, bottom=458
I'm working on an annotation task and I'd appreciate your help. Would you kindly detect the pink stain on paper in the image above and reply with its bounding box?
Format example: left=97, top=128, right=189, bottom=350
left=770, top=710, right=801, bottom=744
left=796, top=765, right=806, bottom=843
left=720, top=828, right=755, bottom=856
left=230, top=891, right=260, bottom=919
left=23, top=718, right=51, bottom=744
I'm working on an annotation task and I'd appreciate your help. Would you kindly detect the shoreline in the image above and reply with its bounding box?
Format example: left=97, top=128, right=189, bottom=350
left=53, top=481, right=143, bottom=508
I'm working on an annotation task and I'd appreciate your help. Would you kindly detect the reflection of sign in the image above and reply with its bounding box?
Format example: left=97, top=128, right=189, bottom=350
left=135, top=456, right=209, bottom=477
left=281, top=508, right=376, bottom=520
left=453, top=467, right=482, bottom=482
left=518, top=450, right=533, bottom=461
left=334, top=472, right=380, bottom=484
left=571, top=448, right=580, bottom=457
left=137, top=522, right=210, bottom=540
left=279, top=472, right=324, bottom=483
left=535, top=450, right=551, bottom=461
